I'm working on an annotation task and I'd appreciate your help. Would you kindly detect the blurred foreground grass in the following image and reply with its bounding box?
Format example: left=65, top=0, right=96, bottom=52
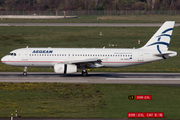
left=0, top=83, right=180, bottom=118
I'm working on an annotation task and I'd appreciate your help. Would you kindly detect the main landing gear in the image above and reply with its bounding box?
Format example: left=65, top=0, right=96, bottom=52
left=82, top=70, right=88, bottom=76
left=23, top=67, right=27, bottom=76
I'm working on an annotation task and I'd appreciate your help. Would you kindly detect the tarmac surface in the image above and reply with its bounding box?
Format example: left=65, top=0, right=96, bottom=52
left=1, top=23, right=180, bottom=27
left=0, top=72, right=180, bottom=85
left=0, top=15, right=77, bottom=19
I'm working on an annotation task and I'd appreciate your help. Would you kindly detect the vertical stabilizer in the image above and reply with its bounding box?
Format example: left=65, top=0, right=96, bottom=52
left=140, top=21, right=175, bottom=53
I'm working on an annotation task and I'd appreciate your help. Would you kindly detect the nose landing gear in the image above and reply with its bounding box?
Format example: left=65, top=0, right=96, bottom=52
left=23, top=67, right=27, bottom=76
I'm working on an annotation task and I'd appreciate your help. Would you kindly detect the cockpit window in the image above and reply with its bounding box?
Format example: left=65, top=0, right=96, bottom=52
left=8, top=53, right=16, bottom=56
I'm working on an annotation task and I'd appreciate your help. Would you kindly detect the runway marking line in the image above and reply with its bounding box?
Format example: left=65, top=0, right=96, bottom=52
left=0, top=80, right=88, bottom=83
left=106, top=78, right=180, bottom=80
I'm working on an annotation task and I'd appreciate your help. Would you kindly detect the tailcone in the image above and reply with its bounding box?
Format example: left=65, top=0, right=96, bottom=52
left=170, top=51, right=178, bottom=57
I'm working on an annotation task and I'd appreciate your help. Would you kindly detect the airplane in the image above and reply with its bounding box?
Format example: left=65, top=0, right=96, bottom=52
left=1, top=21, right=177, bottom=76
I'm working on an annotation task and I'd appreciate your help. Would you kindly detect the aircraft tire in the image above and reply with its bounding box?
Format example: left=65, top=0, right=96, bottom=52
left=23, top=72, right=27, bottom=76
left=82, top=70, right=88, bottom=76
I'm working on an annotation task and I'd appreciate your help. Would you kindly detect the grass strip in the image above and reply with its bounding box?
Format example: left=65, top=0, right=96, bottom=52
left=0, top=83, right=179, bottom=118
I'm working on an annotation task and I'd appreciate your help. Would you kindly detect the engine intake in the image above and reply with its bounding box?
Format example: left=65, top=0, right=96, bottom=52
left=54, top=64, right=77, bottom=74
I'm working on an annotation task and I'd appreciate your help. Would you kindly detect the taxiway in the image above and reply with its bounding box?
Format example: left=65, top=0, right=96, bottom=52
left=0, top=72, right=180, bottom=85
left=1, top=23, right=180, bottom=27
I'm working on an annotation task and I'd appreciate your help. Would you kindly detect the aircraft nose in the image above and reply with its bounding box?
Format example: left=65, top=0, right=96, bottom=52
left=1, top=56, right=6, bottom=64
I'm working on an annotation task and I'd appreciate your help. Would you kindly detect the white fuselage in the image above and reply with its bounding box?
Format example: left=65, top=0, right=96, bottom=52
left=1, top=47, right=167, bottom=68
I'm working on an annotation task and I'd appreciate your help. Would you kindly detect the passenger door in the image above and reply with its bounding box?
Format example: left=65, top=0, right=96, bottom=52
left=138, top=51, right=144, bottom=61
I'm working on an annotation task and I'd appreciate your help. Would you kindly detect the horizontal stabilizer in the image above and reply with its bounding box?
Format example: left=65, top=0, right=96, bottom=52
left=154, top=53, right=172, bottom=59
left=154, top=51, right=177, bottom=59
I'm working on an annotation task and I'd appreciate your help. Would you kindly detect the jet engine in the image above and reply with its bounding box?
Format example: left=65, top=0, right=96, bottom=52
left=54, top=64, right=77, bottom=74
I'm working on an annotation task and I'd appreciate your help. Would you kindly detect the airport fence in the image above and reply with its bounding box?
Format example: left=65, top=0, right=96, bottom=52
left=1, top=10, right=180, bottom=16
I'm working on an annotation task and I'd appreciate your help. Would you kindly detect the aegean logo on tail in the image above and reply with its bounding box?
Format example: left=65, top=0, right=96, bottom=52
left=147, top=28, right=173, bottom=54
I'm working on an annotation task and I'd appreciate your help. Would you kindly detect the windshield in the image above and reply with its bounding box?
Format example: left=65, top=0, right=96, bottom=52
left=8, top=53, right=16, bottom=56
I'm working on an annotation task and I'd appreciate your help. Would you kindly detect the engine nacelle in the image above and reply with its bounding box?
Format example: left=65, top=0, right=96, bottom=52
left=54, top=64, right=77, bottom=74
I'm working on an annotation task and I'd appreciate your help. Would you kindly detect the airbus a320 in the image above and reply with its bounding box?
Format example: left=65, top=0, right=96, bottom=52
left=1, top=21, right=177, bottom=76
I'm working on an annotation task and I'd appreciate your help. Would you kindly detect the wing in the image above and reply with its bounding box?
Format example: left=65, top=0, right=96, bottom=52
left=63, top=58, right=104, bottom=68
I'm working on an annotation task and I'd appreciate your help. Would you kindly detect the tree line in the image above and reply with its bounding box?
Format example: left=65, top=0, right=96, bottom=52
left=0, top=0, right=180, bottom=11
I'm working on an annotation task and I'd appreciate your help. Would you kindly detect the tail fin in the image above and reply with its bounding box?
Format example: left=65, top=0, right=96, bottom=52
left=140, top=21, right=175, bottom=53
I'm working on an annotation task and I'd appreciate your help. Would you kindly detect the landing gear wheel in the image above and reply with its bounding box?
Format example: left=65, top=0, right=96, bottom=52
left=23, top=72, right=27, bottom=76
left=23, top=67, right=27, bottom=76
left=82, top=70, right=88, bottom=76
